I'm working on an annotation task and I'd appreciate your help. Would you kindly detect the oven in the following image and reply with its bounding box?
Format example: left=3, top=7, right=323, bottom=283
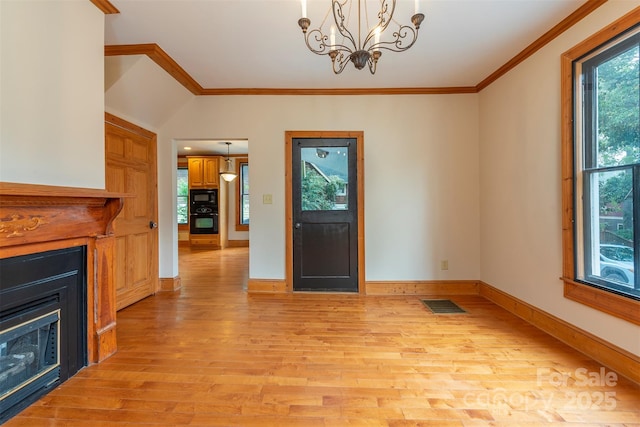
left=190, top=207, right=218, bottom=234
left=189, top=208, right=218, bottom=234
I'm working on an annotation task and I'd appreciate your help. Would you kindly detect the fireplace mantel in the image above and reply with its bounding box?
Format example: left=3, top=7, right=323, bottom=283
left=0, top=181, right=127, bottom=363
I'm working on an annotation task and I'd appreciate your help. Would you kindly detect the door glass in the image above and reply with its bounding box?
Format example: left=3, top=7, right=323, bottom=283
left=300, top=147, right=348, bottom=211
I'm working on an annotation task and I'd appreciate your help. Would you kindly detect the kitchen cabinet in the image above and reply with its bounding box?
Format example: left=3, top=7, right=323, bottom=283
left=188, top=156, right=220, bottom=188
left=187, top=156, right=228, bottom=249
left=189, top=234, right=220, bottom=247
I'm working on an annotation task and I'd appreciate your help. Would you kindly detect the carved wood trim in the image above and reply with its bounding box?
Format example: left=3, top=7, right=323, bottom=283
left=0, top=182, right=126, bottom=363
left=0, top=191, right=125, bottom=246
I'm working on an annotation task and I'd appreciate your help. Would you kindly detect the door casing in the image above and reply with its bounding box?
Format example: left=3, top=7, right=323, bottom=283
left=285, top=131, right=365, bottom=293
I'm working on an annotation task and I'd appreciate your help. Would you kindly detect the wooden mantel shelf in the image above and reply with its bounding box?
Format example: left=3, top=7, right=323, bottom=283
left=0, top=182, right=128, bottom=247
left=0, top=181, right=129, bottom=198
left=0, top=181, right=127, bottom=363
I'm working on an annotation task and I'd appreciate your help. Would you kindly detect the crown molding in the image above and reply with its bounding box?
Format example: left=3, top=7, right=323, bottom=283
left=200, top=87, right=478, bottom=96
left=90, top=0, right=119, bottom=14
left=476, top=0, right=608, bottom=91
left=104, top=0, right=607, bottom=95
left=105, top=44, right=203, bottom=95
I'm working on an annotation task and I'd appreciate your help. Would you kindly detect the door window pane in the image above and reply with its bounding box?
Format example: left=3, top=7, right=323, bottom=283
left=300, top=147, right=348, bottom=211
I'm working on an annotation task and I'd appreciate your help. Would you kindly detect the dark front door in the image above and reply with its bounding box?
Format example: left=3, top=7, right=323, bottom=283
left=292, top=137, right=358, bottom=292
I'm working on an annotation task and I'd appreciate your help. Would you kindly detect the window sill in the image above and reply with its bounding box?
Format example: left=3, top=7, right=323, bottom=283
left=562, top=278, right=640, bottom=325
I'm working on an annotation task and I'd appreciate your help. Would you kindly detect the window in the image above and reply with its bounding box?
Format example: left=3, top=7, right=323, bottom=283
left=177, top=168, right=189, bottom=225
left=562, top=11, right=640, bottom=325
left=236, top=158, right=249, bottom=230
left=575, top=28, right=639, bottom=298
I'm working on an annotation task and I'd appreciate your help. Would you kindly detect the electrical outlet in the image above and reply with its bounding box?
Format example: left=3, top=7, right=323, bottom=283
left=440, top=260, right=449, bottom=270
left=263, top=194, right=273, bottom=204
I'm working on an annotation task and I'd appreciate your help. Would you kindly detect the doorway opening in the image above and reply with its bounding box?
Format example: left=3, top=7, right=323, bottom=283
left=285, top=131, right=365, bottom=293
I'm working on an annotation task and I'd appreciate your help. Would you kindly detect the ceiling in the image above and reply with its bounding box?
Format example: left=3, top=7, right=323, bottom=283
left=104, top=0, right=591, bottom=90
left=176, top=139, right=249, bottom=157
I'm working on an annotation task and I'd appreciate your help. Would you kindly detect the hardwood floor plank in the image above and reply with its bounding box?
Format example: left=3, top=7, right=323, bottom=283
left=4, top=246, right=639, bottom=426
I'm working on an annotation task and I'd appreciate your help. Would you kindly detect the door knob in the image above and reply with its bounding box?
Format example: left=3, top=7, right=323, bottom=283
left=295, top=223, right=301, bottom=229
left=149, top=221, right=158, bottom=229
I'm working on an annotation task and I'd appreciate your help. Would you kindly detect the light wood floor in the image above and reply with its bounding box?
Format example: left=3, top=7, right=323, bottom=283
left=6, top=246, right=639, bottom=426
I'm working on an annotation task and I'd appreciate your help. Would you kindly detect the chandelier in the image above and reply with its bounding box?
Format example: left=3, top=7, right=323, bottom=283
left=298, top=0, right=425, bottom=74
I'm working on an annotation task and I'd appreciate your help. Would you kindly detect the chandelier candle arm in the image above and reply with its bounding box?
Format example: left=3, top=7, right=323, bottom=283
left=298, top=0, right=425, bottom=75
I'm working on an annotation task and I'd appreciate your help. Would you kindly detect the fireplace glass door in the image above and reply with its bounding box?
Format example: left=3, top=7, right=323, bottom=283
left=0, top=310, right=60, bottom=407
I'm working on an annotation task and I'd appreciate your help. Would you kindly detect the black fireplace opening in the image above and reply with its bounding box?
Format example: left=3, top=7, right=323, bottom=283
left=0, top=246, right=87, bottom=422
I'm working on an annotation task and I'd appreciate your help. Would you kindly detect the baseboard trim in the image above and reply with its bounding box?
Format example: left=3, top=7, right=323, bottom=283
left=228, top=240, right=250, bottom=248
left=365, top=280, right=480, bottom=296
left=159, top=276, right=181, bottom=292
left=247, top=279, right=287, bottom=293
left=479, top=281, right=639, bottom=385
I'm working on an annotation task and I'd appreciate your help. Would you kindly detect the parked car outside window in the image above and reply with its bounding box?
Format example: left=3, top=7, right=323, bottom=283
left=599, top=244, right=635, bottom=287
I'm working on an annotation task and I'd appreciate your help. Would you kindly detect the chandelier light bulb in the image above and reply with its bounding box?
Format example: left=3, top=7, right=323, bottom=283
left=298, top=0, right=425, bottom=75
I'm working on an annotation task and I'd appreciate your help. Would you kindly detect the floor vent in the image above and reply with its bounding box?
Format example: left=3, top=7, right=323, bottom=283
left=421, top=299, right=467, bottom=314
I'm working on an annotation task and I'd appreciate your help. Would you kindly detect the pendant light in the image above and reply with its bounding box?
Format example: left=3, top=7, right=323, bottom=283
left=220, top=142, right=237, bottom=182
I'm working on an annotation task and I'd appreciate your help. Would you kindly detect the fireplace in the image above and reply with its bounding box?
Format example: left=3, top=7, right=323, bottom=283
left=0, top=182, right=124, bottom=422
left=0, top=246, right=86, bottom=422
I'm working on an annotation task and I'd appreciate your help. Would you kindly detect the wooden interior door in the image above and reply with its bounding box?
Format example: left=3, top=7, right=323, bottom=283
left=105, top=114, right=158, bottom=310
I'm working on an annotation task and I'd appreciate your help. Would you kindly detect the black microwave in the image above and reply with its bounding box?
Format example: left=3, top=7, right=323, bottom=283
left=190, top=189, right=218, bottom=206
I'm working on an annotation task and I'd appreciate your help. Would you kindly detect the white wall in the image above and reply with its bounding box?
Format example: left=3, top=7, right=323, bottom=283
left=105, top=55, right=193, bottom=132
left=0, top=0, right=105, bottom=189
left=158, top=95, right=481, bottom=282
left=479, top=0, right=640, bottom=355
left=105, top=54, right=194, bottom=278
